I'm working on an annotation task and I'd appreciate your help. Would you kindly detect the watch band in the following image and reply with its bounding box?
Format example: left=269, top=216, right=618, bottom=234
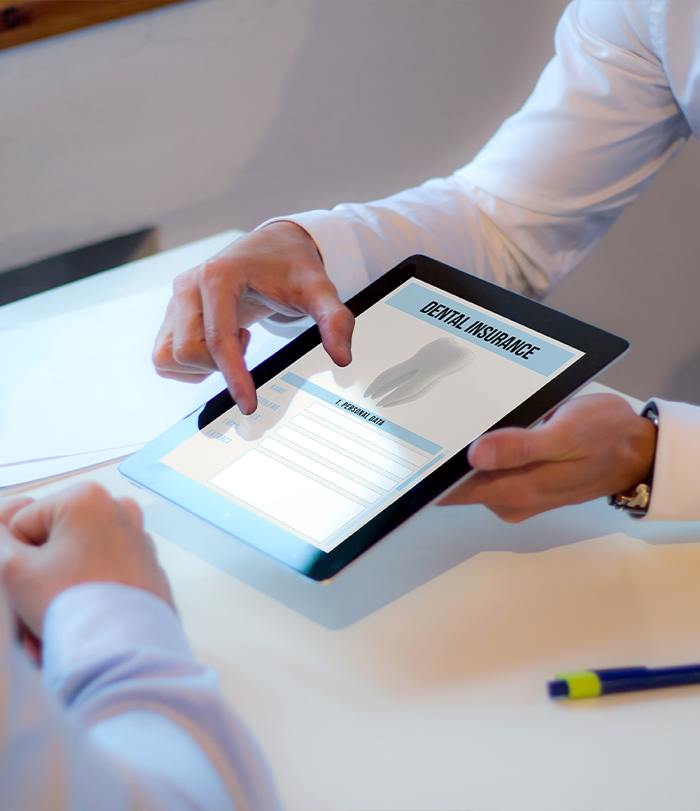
left=608, top=403, right=659, bottom=518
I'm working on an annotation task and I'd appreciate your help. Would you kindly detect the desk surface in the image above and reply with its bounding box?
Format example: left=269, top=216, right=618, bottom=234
left=8, top=235, right=700, bottom=811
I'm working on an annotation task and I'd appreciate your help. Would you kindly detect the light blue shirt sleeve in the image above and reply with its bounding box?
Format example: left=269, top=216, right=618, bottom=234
left=0, top=584, right=279, bottom=811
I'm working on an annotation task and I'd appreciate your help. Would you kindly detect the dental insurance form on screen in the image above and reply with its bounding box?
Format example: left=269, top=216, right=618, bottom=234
left=162, top=278, right=583, bottom=553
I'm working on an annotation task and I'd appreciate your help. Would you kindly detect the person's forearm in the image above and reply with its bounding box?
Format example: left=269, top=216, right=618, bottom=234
left=267, top=175, right=555, bottom=305
left=266, top=1, right=688, bottom=306
left=0, top=584, right=278, bottom=811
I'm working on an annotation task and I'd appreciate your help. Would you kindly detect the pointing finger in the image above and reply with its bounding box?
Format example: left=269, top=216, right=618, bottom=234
left=199, top=264, right=256, bottom=414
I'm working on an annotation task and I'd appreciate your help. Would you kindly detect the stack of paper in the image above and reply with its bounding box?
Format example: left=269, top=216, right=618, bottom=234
left=0, top=284, right=288, bottom=488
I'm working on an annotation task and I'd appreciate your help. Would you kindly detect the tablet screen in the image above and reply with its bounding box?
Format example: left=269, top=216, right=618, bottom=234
left=160, top=277, right=583, bottom=555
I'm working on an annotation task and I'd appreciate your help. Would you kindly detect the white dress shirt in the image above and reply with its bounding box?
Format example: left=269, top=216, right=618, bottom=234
left=272, top=0, right=700, bottom=521
left=0, top=584, right=278, bottom=811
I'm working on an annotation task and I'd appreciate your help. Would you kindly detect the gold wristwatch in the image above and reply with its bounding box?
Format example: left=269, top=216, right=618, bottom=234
left=608, top=402, right=659, bottom=518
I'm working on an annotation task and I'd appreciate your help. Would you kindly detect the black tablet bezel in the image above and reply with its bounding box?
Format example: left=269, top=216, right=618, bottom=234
left=120, top=255, right=628, bottom=580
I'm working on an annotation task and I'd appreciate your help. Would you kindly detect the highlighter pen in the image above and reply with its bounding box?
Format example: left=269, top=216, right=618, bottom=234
left=548, top=664, right=700, bottom=700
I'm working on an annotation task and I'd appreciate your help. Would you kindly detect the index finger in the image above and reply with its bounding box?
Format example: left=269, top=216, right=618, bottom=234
left=199, top=266, right=256, bottom=414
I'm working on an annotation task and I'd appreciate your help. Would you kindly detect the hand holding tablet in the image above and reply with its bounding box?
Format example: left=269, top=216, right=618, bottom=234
left=441, top=393, right=657, bottom=522
left=130, top=255, right=628, bottom=579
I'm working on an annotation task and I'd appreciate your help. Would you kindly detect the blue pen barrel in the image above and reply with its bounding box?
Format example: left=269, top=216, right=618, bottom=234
left=595, top=667, right=647, bottom=678
left=599, top=665, right=700, bottom=695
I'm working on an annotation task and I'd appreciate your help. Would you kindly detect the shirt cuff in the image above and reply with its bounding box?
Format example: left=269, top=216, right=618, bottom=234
left=645, top=398, right=700, bottom=521
left=42, top=583, right=192, bottom=697
left=258, top=212, right=371, bottom=303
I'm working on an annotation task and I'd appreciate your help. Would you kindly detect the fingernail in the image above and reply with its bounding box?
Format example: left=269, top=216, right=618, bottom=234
left=470, top=442, right=493, bottom=469
left=337, top=342, right=352, bottom=366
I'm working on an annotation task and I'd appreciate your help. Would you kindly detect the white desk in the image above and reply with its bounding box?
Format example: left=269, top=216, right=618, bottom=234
left=6, top=235, right=700, bottom=811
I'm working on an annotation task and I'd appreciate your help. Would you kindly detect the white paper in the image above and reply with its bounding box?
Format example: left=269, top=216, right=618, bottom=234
left=0, top=445, right=142, bottom=489
left=0, top=284, right=289, bottom=467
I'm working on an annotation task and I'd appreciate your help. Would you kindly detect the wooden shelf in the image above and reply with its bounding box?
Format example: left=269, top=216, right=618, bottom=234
left=0, top=0, right=189, bottom=51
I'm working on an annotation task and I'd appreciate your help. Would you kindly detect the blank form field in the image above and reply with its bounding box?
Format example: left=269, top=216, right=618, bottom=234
left=292, top=414, right=413, bottom=477
left=307, top=402, right=429, bottom=467
left=275, top=426, right=396, bottom=491
left=210, top=449, right=364, bottom=543
left=260, top=436, right=381, bottom=503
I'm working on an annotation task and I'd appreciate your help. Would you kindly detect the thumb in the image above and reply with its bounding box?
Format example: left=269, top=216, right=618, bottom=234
left=9, top=495, right=57, bottom=546
left=0, top=523, right=31, bottom=575
left=468, top=421, right=569, bottom=471
left=0, top=496, right=34, bottom=526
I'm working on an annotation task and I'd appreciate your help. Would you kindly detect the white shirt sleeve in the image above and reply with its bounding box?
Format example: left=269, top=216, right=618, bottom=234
left=644, top=400, right=700, bottom=521
left=0, top=583, right=278, bottom=811
left=264, top=0, right=688, bottom=303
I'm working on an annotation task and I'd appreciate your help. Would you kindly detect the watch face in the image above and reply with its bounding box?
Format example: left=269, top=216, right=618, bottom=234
left=610, top=405, right=658, bottom=518
left=609, top=483, right=651, bottom=516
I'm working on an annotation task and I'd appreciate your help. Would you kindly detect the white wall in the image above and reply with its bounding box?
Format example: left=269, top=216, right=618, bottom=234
left=2, top=0, right=699, bottom=402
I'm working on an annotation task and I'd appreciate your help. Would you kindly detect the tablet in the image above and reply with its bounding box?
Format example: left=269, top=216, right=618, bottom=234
left=120, top=255, right=627, bottom=580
